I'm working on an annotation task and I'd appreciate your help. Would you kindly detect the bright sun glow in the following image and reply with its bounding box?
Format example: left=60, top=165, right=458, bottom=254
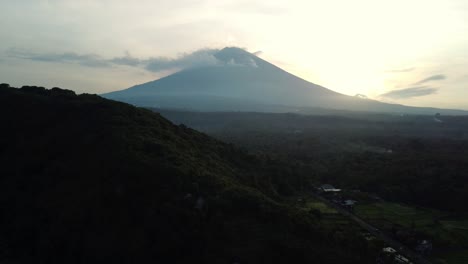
left=252, top=0, right=465, bottom=101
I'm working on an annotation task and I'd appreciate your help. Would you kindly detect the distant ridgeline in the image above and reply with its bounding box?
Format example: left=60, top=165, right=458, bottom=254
left=0, top=84, right=377, bottom=263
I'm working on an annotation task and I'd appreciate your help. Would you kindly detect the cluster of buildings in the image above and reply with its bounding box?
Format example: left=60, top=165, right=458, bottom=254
left=317, top=184, right=433, bottom=264
left=319, top=184, right=357, bottom=211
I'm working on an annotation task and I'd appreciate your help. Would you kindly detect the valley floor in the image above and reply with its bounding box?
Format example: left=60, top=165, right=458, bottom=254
left=355, top=202, right=468, bottom=264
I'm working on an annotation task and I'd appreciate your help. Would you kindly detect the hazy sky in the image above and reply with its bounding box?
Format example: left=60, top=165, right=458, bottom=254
left=1, top=0, right=467, bottom=109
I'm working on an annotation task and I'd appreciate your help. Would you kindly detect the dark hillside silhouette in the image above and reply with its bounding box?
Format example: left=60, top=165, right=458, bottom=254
left=0, top=85, right=376, bottom=263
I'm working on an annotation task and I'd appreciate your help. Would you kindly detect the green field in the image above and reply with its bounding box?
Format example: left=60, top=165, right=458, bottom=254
left=355, top=202, right=468, bottom=264
left=290, top=198, right=358, bottom=229
left=356, top=202, right=442, bottom=228
left=304, top=201, right=338, bottom=214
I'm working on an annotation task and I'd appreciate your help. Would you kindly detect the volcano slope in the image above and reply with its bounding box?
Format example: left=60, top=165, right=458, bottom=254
left=103, top=47, right=467, bottom=115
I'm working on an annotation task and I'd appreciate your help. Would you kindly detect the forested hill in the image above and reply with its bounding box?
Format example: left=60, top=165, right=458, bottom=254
left=0, top=84, right=375, bottom=263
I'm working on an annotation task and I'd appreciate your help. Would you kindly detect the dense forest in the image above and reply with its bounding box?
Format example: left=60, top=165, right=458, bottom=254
left=0, top=84, right=379, bottom=263
left=158, top=109, right=468, bottom=212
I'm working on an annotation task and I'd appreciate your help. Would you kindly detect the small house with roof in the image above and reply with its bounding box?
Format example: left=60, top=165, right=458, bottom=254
left=320, top=184, right=341, bottom=192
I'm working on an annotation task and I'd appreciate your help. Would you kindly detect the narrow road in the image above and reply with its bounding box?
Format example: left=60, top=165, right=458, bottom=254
left=311, top=193, right=432, bottom=264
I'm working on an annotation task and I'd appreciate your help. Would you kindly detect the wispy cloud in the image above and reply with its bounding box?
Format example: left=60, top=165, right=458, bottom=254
left=144, top=49, right=220, bottom=72
left=110, top=51, right=141, bottom=67
left=253, top=50, right=263, bottom=56
left=6, top=48, right=223, bottom=72
left=224, top=2, right=287, bottom=15
left=413, top=74, right=446, bottom=85
left=380, top=86, right=438, bottom=99
left=385, top=67, right=415, bottom=73
left=6, top=48, right=111, bottom=67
